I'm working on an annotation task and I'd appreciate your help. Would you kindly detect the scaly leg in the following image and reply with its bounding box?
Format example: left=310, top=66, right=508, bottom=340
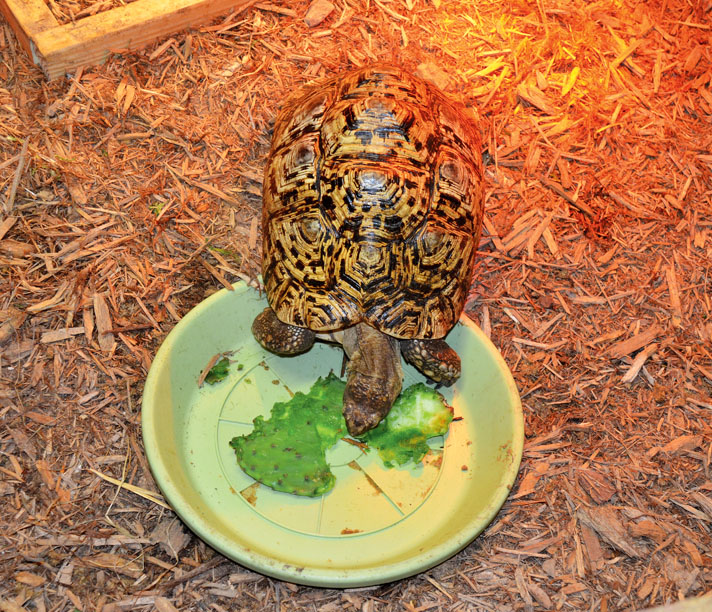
left=400, top=338, right=460, bottom=386
left=251, top=307, right=316, bottom=355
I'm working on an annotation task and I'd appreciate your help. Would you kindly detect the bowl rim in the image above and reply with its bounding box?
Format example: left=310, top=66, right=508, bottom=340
left=142, top=283, right=524, bottom=586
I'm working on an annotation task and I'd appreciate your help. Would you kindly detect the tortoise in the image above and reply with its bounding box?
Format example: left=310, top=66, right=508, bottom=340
left=252, top=64, right=484, bottom=436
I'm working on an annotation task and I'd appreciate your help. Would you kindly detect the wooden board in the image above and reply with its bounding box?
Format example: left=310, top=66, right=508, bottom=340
left=0, top=0, right=254, bottom=79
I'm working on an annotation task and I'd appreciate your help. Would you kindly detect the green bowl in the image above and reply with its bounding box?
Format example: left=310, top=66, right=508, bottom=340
left=142, top=282, right=523, bottom=587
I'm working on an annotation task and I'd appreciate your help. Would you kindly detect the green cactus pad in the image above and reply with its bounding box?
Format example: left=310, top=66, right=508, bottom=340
left=230, top=373, right=347, bottom=497
left=204, top=357, right=231, bottom=384
left=360, top=383, right=454, bottom=468
left=230, top=376, right=455, bottom=495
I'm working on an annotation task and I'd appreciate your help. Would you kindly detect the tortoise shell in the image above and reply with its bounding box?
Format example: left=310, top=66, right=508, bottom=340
left=261, top=64, right=484, bottom=340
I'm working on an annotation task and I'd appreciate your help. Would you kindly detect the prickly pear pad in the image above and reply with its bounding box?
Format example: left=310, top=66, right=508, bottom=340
left=229, top=373, right=347, bottom=497
left=360, top=383, right=454, bottom=468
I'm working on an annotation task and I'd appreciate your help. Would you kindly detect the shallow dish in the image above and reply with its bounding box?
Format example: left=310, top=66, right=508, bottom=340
left=142, top=282, right=523, bottom=587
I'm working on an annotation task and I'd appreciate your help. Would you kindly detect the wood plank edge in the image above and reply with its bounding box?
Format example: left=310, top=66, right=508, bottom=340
left=30, top=0, right=255, bottom=79
left=0, top=0, right=59, bottom=67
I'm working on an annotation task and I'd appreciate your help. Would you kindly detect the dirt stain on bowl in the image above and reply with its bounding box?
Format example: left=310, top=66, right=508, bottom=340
left=240, top=482, right=260, bottom=506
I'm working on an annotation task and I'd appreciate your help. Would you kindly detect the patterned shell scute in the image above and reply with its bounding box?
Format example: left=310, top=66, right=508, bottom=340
left=262, top=64, right=484, bottom=339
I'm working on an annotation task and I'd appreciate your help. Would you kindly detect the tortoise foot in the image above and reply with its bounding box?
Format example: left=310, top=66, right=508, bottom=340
left=401, top=338, right=461, bottom=386
left=252, top=307, right=316, bottom=355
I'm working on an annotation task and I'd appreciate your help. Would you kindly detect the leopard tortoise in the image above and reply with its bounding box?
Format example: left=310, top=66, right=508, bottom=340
left=252, top=64, right=484, bottom=435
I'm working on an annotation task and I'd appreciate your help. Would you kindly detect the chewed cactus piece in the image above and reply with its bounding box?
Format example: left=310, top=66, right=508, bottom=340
left=358, top=383, right=454, bottom=468
left=229, top=373, right=347, bottom=497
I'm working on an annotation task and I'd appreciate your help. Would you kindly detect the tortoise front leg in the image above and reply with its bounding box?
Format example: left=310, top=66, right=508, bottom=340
left=400, top=338, right=461, bottom=386
left=252, top=307, right=316, bottom=355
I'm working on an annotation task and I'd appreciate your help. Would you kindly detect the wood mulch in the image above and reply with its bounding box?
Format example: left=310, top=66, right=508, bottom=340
left=44, top=0, right=142, bottom=25
left=1, top=0, right=711, bottom=610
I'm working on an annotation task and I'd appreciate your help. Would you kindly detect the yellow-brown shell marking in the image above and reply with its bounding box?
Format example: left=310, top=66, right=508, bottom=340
left=262, top=65, right=484, bottom=340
